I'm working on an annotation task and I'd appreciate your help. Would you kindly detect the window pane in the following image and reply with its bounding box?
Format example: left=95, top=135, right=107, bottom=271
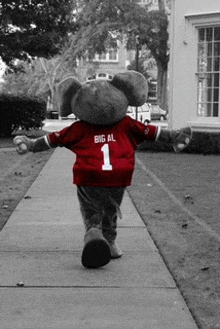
left=207, top=57, right=212, bottom=71
left=95, top=49, right=117, bottom=62
left=148, top=82, right=157, bottom=99
left=108, top=49, right=117, bottom=60
left=207, top=103, right=212, bottom=116
left=198, top=43, right=207, bottom=72
left=207, top=42, right=213, bottom=57
left=100, top=53, right=107, bottom=60
left=207, top=88, right=212, bottom=102
left=214, top=42, right=220, bottom=56
left=197, top=103, right=212, bottom=117
left=214, top=88, right=219, bottom=102
left=199, top=28, right=205, bottom=41
left=214, top=27, right=220, bottom=41
left=206, top=73, right=212, bottom=87
left=214, top=58, right=220, bottom=72
left=213, top=103, right=219, bottom=116
left=207, top=28, right=213, bottom=41
left=197, top=103, right=205, bottom=116
left=214, top=73, right=219, bottom=86
left=98, top=73, right=106, bottom=77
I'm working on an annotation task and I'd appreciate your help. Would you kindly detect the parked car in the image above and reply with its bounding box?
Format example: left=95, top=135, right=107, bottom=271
left=67, top=113, right=78, bottom=120
left=126, top=103, right=151, bottom=124
left=149, top=104, right=167, bottom=121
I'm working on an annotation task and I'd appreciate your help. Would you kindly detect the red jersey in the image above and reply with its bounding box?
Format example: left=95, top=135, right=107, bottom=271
left=46, top=116, right=159, bottom=187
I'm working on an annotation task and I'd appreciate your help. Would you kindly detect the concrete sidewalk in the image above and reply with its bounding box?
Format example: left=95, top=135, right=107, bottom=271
left=0, top=146, right=198, bottom=328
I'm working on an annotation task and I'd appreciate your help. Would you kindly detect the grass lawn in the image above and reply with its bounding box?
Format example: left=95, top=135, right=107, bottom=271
left=128, top=150, right=220, bottom=329
left=0, top=129, right=54, bottom=231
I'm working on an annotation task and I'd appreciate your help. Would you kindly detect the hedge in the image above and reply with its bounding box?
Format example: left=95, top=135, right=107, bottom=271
left=138, top=131, right=220, bottom=155
left=0, top=94, right=46, bottom=136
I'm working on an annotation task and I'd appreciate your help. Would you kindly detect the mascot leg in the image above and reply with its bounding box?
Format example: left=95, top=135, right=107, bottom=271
left=102, top=213, right=122, bottom=259
left=101, top=187, right=125, bottom=259
left=77, top=186, right=111, bottom=268
left=77, top=186, right=125, bottom=267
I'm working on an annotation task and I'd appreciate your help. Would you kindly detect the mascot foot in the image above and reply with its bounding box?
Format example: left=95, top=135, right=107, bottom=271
left=82, top=228, right=111, bottom=268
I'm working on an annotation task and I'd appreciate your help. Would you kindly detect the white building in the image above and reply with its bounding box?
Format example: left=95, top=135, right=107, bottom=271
left=169, top=0, right=220, bottom=131
left=0, top=58, right=6, bottom=84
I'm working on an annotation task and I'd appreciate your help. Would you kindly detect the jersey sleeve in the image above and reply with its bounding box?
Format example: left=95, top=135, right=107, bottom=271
left=128, top=116, right=160, bottom=145
left=46, top=122, right=79, bottom=148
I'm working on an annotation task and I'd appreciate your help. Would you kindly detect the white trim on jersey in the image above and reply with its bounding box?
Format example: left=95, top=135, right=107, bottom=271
left=155, top=126, right=161, bottom=141
left=44, top=135, right=52, bottom=148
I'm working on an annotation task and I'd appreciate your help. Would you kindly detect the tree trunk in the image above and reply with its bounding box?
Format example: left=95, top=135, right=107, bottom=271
left=39, top=57, right=62, bottom=113
left=156, top=60, right=168, bottom=112
left=158, top=0, right=165, bottom=11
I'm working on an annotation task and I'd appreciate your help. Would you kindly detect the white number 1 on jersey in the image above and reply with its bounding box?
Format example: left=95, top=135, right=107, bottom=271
left=101, top=144, right=112, bottom=171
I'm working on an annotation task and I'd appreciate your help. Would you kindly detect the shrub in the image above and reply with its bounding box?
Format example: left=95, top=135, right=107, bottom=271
left=138, top=131, right=220, bottom=155
left=0, top=94, right=46, bottom=136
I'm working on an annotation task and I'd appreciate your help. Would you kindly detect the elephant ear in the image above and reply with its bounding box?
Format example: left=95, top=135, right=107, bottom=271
left=110, top=70, right=148, bottom=106
left=56, top=76, right=82, bottom=117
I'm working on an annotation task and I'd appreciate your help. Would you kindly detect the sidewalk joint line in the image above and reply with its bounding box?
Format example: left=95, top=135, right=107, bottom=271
left=0, top=285, right=177, bottom=289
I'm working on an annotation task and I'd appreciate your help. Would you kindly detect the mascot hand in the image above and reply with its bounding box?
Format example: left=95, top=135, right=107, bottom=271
left=172, top=127, right=192, bottom=153
left=13, top=136, right=33, bottom=155
left=158, top=127, right=192, bottom=153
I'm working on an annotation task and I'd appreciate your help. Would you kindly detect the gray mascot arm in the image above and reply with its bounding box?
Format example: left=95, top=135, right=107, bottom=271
left=157, top=127, right=192, bottom=153
left=13, top=135, right=51, bottom=154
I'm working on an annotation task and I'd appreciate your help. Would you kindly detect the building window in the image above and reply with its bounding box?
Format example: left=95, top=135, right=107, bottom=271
left=87, top=73, right=113, bottom=80
left=94, top=49, right=118, bottom=62
left=197, top=26, right=220, bottom=117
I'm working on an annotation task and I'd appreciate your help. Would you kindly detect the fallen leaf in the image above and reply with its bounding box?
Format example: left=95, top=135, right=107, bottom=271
left=16, top=282, right=25, bottom=287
